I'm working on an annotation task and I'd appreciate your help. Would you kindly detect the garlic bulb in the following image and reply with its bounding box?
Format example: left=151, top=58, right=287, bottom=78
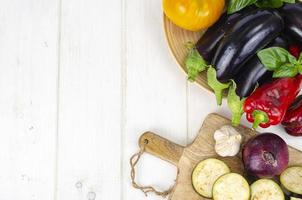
left=214, top=125, right=242, bottom=157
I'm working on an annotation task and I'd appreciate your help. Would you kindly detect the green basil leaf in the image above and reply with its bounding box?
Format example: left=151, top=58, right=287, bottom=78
left=282, top=0, right=295, bottom=3
left=227, top=80, right=245, bottom=126
left=185, top=44, right=208, bottom=81
left=273, top=63, right=298, bottom=78
left=299, top=52, right=302, bottom=64
left=227, top=0, right=257, bottom=14
left=257, top=47, right=298, bottom=70
left=255, top=0, right=283, bottom=8
left=298, top=64, right=302, bottom=74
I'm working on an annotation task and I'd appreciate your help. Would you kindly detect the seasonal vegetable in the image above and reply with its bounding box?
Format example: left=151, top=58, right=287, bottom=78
left=289, top=44, right=302, bottom=58
left=242, top=133, right=289, bottom=178
left=228, top=0, right=295, bottom=14
left=250, top=179, right=285, bottom=200
left=235, top=36, right=288, bottom=98
left=208, top=9, right=283, bottom=106
left=257, top=47, right=302, bottom=78
left=291, top=197, right=302, bottom=200
left=280, top=3, right=302, bottom=42
left=212, top=173, right=250, bottom=200
left=195, top=7, right=255, bottom=63
left=192, top=158, right=230, bottom=198
left=194, top=14, right=228, bottom=64
left=214, top=125, right=242, bottom=157
left=228, top=37, right=288, bottom=126
left=163, top=0, right=225, bottom=31
left=282, top=95, right=302, bottom=136
left=280, top=166, right=302, bottom=198
left=186, top=7, right=255, bottom=80
left=212, top=9, right=283, bottom=82
left=244, top=75, right=302, bottom=129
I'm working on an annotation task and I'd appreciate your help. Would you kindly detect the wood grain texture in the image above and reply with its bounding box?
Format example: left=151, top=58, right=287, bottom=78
left=123, top=0, right=188, bottom=199
left=163, top=16, right=210, bottom=92
left=2, top=1, right=302, bottom=200
left=138, top=113, right=302, bottom=200
left=56, top=0, right=122, bottom=199
left=139, top=132, right=184, bottom=166
left=0, top=0, right=59, bottom=199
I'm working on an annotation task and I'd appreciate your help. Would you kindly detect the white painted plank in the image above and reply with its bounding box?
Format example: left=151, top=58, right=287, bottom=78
left=0, top=0, right=59, bottom=199
left=123, top=0, right=188, bottom=199
left=187, top=83, right=219, bottom=142
left=56, top=0, right=122, bottom=199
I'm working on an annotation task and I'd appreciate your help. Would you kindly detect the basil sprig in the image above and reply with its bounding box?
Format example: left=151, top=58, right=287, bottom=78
left=228, top=0, right=295, bottom=14
left=257, top=47, right=302, bottom=78
left=228, top=0, right=257, bottom=14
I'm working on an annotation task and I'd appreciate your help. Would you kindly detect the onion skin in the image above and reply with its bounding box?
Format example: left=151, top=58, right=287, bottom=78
left=242, top=133, right=289, bottom=178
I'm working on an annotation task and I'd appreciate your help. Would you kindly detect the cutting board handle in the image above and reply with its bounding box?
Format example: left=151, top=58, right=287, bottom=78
left=139, top=132, right=184, bottom=166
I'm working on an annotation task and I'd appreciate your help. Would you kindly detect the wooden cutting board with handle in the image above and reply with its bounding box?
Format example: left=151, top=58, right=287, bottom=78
left=136, top=113, right=302, bottom=200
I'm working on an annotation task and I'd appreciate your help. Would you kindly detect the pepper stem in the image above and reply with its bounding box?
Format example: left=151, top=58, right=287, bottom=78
left=252, top=110, right=269, bottom=129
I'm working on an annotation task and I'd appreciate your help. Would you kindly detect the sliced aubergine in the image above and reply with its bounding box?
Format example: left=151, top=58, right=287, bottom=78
left=212, top=173, right=250, bottom=200
left=290, top=197, right=302, bottom=200
left=212, top=9, right=284, bottom=83
left=251, top=179, right=284, bottom=200
left=196, top=6, right=255, bottom=63
left=234, top=36, right=288, bottom=98
left=280, top=166, right=302, bottom=198
left=192, top=158, right=230, bottom=198
left=280, top=3, right=302, bottom=42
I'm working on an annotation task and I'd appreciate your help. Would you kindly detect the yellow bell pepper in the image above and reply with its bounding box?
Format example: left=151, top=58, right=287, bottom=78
left=163, top=0, right=225, bottom=31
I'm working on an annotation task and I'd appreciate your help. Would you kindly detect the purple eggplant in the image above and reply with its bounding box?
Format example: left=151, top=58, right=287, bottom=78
left=235, top=36, right=288, bottom=98
left=280, top=3, right=302, bottom=42
left=212, top=9, right=284, bottom=83
left=196, top=6, right=255, bottom=63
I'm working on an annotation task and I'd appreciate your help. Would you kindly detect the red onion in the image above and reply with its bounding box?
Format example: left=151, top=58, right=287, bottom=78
left=243, top=133, right=289, bottom=178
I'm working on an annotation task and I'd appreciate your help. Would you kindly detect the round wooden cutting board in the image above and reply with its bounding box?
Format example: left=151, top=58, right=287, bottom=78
left=163, top=15, right=212, bottom=92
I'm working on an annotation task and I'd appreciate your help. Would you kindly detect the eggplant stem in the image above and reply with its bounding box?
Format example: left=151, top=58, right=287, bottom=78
left=207, top=66, right=230, bottom=106
left=215, top=91, right=223, bottom=106
left=231, top=113, right=242, bottom=126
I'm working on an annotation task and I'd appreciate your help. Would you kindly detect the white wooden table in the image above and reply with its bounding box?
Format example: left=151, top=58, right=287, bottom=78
left=1, top=0, right=301, bottom=199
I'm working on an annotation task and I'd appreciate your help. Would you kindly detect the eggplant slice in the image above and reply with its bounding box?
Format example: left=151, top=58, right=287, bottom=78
left=212, top=173, right=250, bottom=200
left=192, top=158, right=230, bottom=198
left=251, top=179, right=284, bottom=200
left=281, top=166, right=302, bottom=197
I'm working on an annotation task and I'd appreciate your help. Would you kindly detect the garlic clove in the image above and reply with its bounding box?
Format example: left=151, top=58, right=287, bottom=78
left=214, top=125, right=242, bottom=157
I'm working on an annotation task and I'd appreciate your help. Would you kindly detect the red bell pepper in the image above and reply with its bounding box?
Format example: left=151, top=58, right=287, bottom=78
left=244, top=75, right=302, bottom=129
left=289, top=44, right=301, bottom=58
left=282, top=95, right=302, bottom=136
